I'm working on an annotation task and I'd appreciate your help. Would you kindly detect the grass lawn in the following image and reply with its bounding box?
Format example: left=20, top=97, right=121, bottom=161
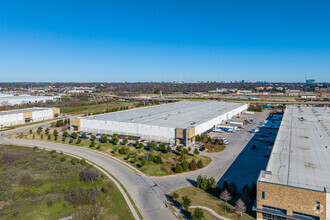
left=60, top=102, right=134, bottom=115
left=0, top=145, right=134, bottom=220
left=12, top=132, right=212, bottom=177
left=204, top=144, right=226, bottom=153
left=171, top=186, right=254, bottom=220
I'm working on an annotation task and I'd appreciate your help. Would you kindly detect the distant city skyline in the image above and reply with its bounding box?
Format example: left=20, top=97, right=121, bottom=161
left=0, top=1, right=329, bottom=82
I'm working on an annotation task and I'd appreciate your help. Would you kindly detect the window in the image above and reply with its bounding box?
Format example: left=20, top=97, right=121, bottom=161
left=293, top=211, right=320, bottom=220
left=262, top=191, right=265, bottom=200
left=316, top=201, right=320, bottom=211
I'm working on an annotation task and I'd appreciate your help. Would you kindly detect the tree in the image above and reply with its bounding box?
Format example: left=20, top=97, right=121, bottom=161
left=165, top=146, right=172, bottom=153
left=196, top=174, right=203, bottom=188
left=153, top=156, right=162, bottom=164
left=197, top=159, right=204, bottom=168
left=176, top=146, right=182, bottom=153
left=81, top=133, right=87, bottom=139
left=192, top=208, right=204, bottom=220
left=175, top=164, right=183, bottom=173
left=159, top=143, right=166, bottom=151
left=182, top=148, right=188, bottom=155
left=235, top=199, right=246, bottom=218
left=222, top=179, right=229, bottom=191
left=89, top=141, right=96, bottom=148
left=37, top=126, right=43, bottom=134
left=91, top=135, right=96, bottom=141
left=71, top=132, right=78, bottom=139
left=220, top=189, right=232, bottom=204
left=63, top=131, right=69, bottom=137
left=79, top=167, right=100, bottom=183
left=208, top=177, right=216, bottom=189
left=200, top=176, right=209, bottom=190
left=47, top=134, right=51, bottom=140
left=182, top=160, right=189, bottom=171
left=29, top=129, right=32, bottom=134
left=76, top=139, right=81, bottom=144
left=45, top=128, right=50, bottom=135
left=228, top=181, right=238, bottom=196
left=172, top=192, right=179, bottom=199
left=123, top=137, right=128, bottom=145
left=194, top=148, right=200, bottom=155
left=111, top=136, right=119, bottom=145
left=190, top=159, right=197, bottom=170
left=53, top=129, right=59, bottom=137
left=138, top=143, right=144, bottom=149
left=135, top=140, right=139, bottom=146
left=181, top=196, right=191, bottom=210
left=100, top=135, right=108, bottom=143
left=195, top=134, right=201, bottom=142
left=147, top=142, right=157, bottom=151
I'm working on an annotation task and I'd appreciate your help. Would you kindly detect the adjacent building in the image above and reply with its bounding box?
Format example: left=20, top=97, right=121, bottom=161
left=71, top=101, right=247, bottom=146
left=254, top=106, right=330, bottom=220
left=0, top=107, right=60, bottom=127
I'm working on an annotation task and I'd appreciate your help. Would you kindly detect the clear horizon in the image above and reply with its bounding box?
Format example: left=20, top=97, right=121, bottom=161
left=0, top=0, right=329, bottom=83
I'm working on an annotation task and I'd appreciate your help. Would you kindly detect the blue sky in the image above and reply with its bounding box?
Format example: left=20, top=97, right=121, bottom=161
left=0, top=0, right=329, bottom=82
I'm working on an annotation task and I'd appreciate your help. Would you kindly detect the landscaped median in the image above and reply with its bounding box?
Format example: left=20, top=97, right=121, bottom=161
left=11, top=131, right=212, bottom=177
left=0, top=145, right=135, bottom=220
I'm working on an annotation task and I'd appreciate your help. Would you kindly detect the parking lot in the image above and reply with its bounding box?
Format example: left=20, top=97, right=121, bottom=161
left=213, top=109, right=282, bottom=191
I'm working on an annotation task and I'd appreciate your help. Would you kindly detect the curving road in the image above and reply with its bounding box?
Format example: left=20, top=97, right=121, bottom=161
left=0, top=111, right=267, bottom=219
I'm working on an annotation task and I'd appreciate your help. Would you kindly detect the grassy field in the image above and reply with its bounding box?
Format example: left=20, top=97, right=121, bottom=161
left=60, top=102, right=134, bottom=115
left=12, top=132, right=212, bottom=176
left=171, top=186, right=254, bottom=220
left=0, top=145, right=134, bottom=220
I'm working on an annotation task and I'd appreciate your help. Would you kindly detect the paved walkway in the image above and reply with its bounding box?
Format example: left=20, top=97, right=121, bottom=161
left=189, top=206, right=232, bottom=220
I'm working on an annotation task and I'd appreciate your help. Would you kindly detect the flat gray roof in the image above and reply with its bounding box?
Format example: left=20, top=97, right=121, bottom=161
left=0, top=107, right=54, bottom=116
left=83, top=101, right=246, bottom=128
left=259, top=106, right=330, bottom=192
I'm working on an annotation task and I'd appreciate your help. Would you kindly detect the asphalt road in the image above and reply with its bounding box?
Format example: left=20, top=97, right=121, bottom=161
left=0, top=110, right=269, bottom=219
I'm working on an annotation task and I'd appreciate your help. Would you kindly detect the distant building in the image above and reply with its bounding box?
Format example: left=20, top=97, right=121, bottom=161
left=0, top=107, right=60, bottom=127
left=0, top=95, right=59, bottom=106
left=306, top=79, right=315, bottom=86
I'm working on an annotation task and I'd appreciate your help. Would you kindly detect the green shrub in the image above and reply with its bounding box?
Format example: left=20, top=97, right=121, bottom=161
left=182, top=160, right=189, bottom=171
left=69, top=138, right=73, bottom=143
left=70, top=158, right=79, bottom=165
left=153, top=156, right=162, bottom=164
left=119, top=147, right=126, bottom=154
left=175, top=164, right=183, bottom=173
left=60, top=157, right=66, bottom=162
left=76, top=139, right=81, bottom=144
left=80, top=159, right=87, bottom=166
left=197, top=159, right=204, bottom=168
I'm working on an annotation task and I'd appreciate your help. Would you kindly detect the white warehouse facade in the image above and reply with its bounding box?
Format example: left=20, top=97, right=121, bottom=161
left=72, top=101, right=247, bottom=146
left=0, top=107, right=60, bottom=127
left=0, top=95, right=59, bottom=106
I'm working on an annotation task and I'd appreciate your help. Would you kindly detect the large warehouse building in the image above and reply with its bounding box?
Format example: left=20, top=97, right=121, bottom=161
left=0, top=107, right=60, bottom=127
left=254, top=106, right=330, bottom=220
left=0, top=95, right=59, bottom=106
left=71, top=101, right=247, bottom=146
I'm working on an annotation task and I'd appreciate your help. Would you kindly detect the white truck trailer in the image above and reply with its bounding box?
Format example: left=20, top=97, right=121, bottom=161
left=229, top=121, right=244, bottom=128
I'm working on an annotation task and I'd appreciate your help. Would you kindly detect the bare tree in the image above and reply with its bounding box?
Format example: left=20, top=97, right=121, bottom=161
left=220, top=189, right=231, bottom=204
left=235, top=199, right=247, bottom=218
